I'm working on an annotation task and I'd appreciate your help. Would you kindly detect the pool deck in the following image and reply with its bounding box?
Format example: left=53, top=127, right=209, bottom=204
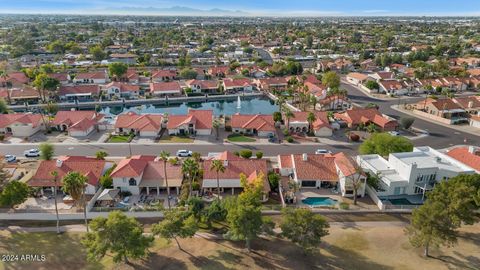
left=296, top=189, right=378, bottom=210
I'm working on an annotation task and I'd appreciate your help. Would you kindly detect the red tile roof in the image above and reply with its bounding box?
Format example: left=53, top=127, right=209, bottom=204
left=115, top=112, right=163, bottom=132
left=290, top=111, right=331, bottom=131
left=186, top=80, right=218, bottom=89
left=29, top=156, right=106, bottom=187
left=334, top=108, right=398, bottom=128
left=167, top=109, right=213, bottom=130
left=52, top=111, right=100, bottom=127
left=203, top=158, right=268, bottom=180
left=291, top=154, right=338, bottom=181
left=149, top=81, right=181, bottom=93
left=446, top=147, right=480, bottom=172
left=151, top=69, right=177, bottom=79
left=75, top=71, right=107, bottom=80
left=230, top=114, right=275, bottom=132
left=9, top=87, right=40, bottom=99
left=0, top=72, right=29, bottom=84
left=223, top=78, right=253, bottom=88
left=59, top=85, right=100, bottom=96
left=0, top=113, right=43, bottom=128
left=105, top=82, right=139, bottom=93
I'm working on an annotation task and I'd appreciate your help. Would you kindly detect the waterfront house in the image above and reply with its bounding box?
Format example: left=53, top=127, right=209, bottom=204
left=29, top=156, right=109, bottom=195
left=59, top=85, right=100, bottom=102
left=47, top=73, right=70, bottom=85
left=0, top=72, right=29, bottom=88
left=52, top=111, right=106, bottom=137
left=334, top=108, right=398, bottom=131
left=202, top=151, right=269, bottom=197
left=185, top=79, right=219, bottom=94
left=110, top=155, right=182, bottom=195
left=167, top=109, right=213, bottom=136
left=115, top=112, right=164, bottom=137
left=446, top=146, right=480, bottom=173
left=149, top=81, right=182, bottom=97
left=357, top=146, right=475, bottom=198
left=109, top=53, right=137, bottom=65
left=230, top=114, right=276, bottom=137
left=278, top=152, right=366, bottom=198
left=287, top=111, right=332, bottom=137
left=0, top=113, right=45, bottom=137
left=103, top=82, right=140, bottom=100
left=256, top=77, right=288, bottom=92
left=222, top=78, right=254, bottom=93
left=9, top=87, right=41, bottom=105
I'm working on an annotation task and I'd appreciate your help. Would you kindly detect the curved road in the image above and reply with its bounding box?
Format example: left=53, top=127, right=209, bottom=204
left=341, top=80, right=479, bottom=149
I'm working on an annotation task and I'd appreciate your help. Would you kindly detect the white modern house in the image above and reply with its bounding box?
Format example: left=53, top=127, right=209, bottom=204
left=357, top=146, right=476, bottom=199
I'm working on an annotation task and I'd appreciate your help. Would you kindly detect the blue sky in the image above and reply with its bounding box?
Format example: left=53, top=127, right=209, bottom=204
left=0, top=0, right=479, bottom=16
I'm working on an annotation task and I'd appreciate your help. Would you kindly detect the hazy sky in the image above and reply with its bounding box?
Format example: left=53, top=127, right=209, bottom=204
left=1, top=0, right=479, bottom=16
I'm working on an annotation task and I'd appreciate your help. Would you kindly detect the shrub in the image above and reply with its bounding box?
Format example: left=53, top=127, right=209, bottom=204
left=0, top=134, right=4, bottom=141
left=283, top=129, right=290, bottom=136
left=233, top=151, right=240, bottom=157
left=268, top=172, right=280, bottom=191
left=400, top=117, right=415, bottom=130
left=339, top=202, right=350, bottom=210
left=286, top=136, right=294, bottom=143
left=225, top=126, right=232, bottom=132
left=349, top=133, right=360, bottom=142
left=239, top=150, right=253, bottom=159
left=256, top=152, right=263, bottom=159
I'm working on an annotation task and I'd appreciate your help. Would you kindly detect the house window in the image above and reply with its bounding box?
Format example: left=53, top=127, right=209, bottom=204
left=129, top=178, right=137, bottom=186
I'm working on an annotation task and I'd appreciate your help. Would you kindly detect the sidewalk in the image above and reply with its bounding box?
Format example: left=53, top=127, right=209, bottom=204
left=391, top=105, right=480, bottom=137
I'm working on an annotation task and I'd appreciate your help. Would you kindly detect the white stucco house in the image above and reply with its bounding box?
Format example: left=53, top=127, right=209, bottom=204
left=0, top=113, right=45, bottom=137
left=166, top=109, right=213, bottom=136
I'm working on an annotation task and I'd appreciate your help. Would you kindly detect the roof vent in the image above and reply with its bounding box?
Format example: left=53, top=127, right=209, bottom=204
left=56, top=159, right=63, bottom=168
left=302, top=153, right=308, bottom=161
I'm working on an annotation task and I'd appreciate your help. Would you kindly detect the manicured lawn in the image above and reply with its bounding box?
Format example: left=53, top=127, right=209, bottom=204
left=1, top=224, right=479, bottom=269
left=158, top=135, right=194, bottom=143
left=107, top=135, right=131, bottom=143
left=227, top=134, right=256, bottom=142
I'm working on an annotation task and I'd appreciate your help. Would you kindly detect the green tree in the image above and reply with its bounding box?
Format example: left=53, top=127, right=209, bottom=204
left=152, top=208, right=198, bottom=250
left=224, top=173, right=269, bottom=251
left=365, top=80, right=380, bottom=91
left=179, top=68, right=198, bottom=79
left=95, top=151, right=108, bottom=160
left=82, top=211, right=153, bottom=263
left=181, top=158, right=199, bottom=198
left=307, top=112, right=316, bottom=134
left=203, top=199, right=227, bottom=228
left=268, top=172, right=280, bottom=191
left=39, top=143, right=55, bottom=160
left=89, top=45, right=106, bottom=61
left=212, top=119, right=220, bottom=140
left=400, top=117, right=415, bottom=130
left=47, top=40, right=65, bottom=54
left=280, top=208, right=330, bottom=253
left=62, top=171, right=89, bottom=232
left=239, top=150, right=253, bottom=159
left=33, top=73, right=60, bottom=102
left=159, top=151, right=171, bottom=209
left=186, top=196, right=205, bottom=222
left=322, top=71, right=340, bottom=90
left=256, top=152, right=263, bottom=159
left=359, top=133, right=413, bottom=156
left=0, top=181, right=29, bottom=207
left=210, top=160, right=225, bottom=200
left=273, top=111, right=282, bottom=123
left=0, top=98, right=7, bottom=114
left=108, top=62, right=128, bottom=80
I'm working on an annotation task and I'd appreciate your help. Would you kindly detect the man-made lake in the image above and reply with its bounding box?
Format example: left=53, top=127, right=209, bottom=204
left=98, top=97, right=279, bottom=116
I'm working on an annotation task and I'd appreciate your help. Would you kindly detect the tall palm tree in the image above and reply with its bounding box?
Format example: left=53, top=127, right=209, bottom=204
left=210, top=160, right=225, bottom=200
left=283, top=106, right=294, bottom=131
left=0, top=70, right=10, bottom=104
left=159, top=151, right=171, bottom=209
left=212, top=119, right=220, bottom=140
left=62, top=171, right=89, bottom=232
left=181, top=158, right=199, bottom=198
left=51, top=171, right=60, bottom=234
left=307, top=112, right=317, bottom=134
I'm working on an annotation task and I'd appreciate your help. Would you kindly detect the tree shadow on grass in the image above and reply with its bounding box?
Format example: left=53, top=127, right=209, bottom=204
left=133, top=253, right=188, bottom=270
left=0, top=232, right=104, bottom=270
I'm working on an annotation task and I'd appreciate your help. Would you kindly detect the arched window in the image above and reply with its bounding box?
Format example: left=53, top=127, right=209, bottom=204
left=129, top=178, right=136, bottom=186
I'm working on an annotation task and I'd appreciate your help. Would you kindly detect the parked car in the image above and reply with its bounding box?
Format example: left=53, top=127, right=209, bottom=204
left=4, top=155, right=16, bottom=163
left=24, top=148, right=40, bottom=158
left=176, top=150, right=193, bottom=157
left=389, top=131, right=400, bottom=136
left=315, top=149, right=332, bottom=155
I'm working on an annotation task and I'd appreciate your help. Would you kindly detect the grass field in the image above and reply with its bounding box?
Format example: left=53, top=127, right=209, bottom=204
left=227, top=134, right=256, bottom=142
left=107, top=135, right=131, bottom=143
left=0, top=223, right=478, bottom=270
left=158, top=135, right=194, bottom=143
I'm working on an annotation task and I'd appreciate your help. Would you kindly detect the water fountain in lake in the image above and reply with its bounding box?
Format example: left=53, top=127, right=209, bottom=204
left=236, top=96, right=241, bottom=109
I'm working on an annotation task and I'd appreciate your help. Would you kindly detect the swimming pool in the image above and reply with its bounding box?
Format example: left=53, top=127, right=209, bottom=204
left=384, top=198, right=422, bottom=206
left=301, top=197, right=338, bottom=206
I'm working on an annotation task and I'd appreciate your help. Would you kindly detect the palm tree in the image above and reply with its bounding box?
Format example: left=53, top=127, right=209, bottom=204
left=62, top=171, right=89, bottom=232
left=0, top=70, right=10, bottom=104
left=51, top=171, right=60, bottom=234
left=283, top=106, right=294, bottom=131
left=210, top=160, right=225, bottom=200
left=309, top=95, right=318, bottom=111
left=181, top=158, right=199, bottom=198
left=159, top=151, right=171, bottom=209
left=212, top=119, right=220, bottom=140
left=307, top=112, right=317, bottom=134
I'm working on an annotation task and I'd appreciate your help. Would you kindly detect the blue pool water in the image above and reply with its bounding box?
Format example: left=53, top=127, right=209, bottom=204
left=301, top=197, right=338, bottom=206
left=98, top=97, right=279, bottom=116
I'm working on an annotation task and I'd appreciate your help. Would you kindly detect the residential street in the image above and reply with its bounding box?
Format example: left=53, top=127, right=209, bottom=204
left=341, top=80, right=480, bottom=148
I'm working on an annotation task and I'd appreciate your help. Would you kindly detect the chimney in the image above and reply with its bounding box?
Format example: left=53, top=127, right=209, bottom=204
left=56, top=159, right=63, bottom=168
left=468, top=146, right=480, bottom=156
left=468, top=101, right=474, bottom=108
left=223, top=160, right=228, bottom=167
left=302, top=153, right=308, bottom=161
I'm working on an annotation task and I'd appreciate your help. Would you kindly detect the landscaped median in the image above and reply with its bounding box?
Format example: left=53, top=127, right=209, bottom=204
left=226, top=134, right=256, bottom=143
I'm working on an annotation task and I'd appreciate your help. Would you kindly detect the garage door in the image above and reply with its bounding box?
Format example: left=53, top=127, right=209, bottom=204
left=301, top=181, right=316, bottom=187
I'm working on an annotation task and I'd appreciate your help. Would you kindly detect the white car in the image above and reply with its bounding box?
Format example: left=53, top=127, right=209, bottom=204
left=389, top=131, right=400, bottom=136
left=24, top=148, right=40, bottom=158
left=176, top=150, right=193, bottom=157
left=4, top=155, right=16, bottom=163
left=315, top=149, right=332, bottom=155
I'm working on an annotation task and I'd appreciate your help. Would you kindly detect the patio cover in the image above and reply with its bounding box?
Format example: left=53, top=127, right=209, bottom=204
left=97, top=189, right=120, bottom=201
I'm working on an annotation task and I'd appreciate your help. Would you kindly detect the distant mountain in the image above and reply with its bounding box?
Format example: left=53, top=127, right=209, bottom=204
left=105, top=6, right=250, bottom=16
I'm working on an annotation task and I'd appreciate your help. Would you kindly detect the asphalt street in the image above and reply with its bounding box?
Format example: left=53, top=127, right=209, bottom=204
left=341, top=81, right=480, bottom=148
